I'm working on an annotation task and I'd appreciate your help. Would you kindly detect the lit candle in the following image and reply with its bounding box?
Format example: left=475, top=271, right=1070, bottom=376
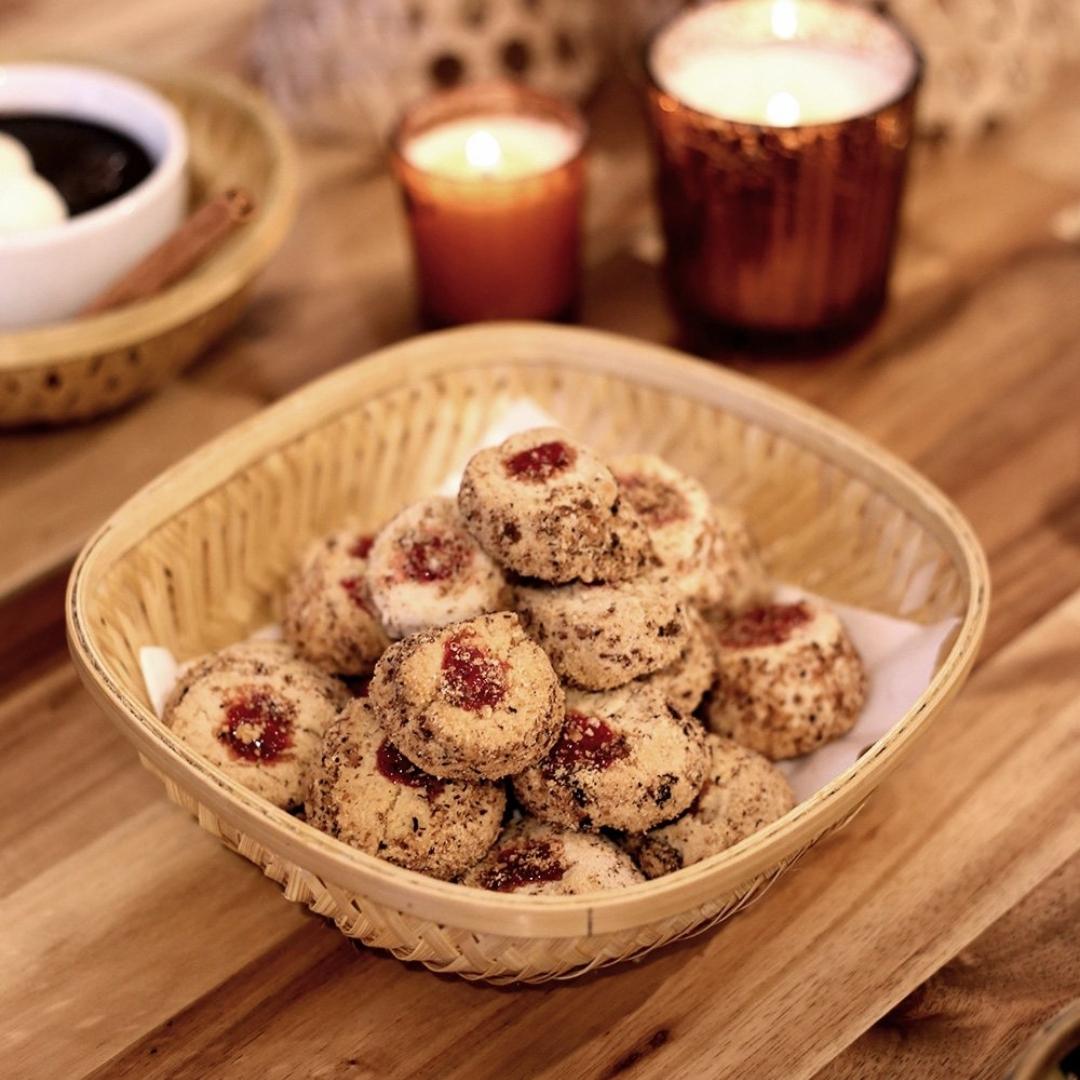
left=646, top=0, right=923, bottom=350
left=651, top=0, right=916, bottom=128
left=391, top=84, right=587, bottom=327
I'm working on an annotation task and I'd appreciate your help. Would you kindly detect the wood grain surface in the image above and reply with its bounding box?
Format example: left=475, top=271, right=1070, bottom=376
left=1, top=3, right=1079, bottom=1077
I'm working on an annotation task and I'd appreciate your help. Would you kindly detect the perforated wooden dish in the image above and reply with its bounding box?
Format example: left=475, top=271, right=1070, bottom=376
left=66, top=324, right=989, bottom=983
left=0, top=60, right=296, bottom=427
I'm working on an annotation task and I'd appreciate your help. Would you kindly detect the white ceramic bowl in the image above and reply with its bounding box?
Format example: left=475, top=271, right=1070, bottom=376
left=0, top=63, right=188, bottom=330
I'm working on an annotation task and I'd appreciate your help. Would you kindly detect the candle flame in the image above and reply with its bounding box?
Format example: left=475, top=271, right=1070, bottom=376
left=771, top=0, right=799, bottom=40
left=765, top=90, right=801, bottom=126
left=465, top=129, right=502, bottom=173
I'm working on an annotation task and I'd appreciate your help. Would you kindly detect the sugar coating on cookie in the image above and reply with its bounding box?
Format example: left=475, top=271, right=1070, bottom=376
left=461, top=817, right=643, bottom=895
left=513, top=573, right=688, bottom=691
left=643, top=606, right=716, bottom=715
left=611, top=453, right=714, bottom=595
left=166, top=639, right=296, bottom=706
left=513, top=683, right=708, bottom=832
left=704, top=599, right=867, bottom=760
left=283, top=528, right=391, bottom=675
left=696, top=504, right=770, bottom=616
left=369, top=611, right=564, bottom=781
left=163, top=643, right=348, bottom=808
left=306, top=696, right=505, bottom=880
left=610, top=453, right=767, bottom=613
left=367, top=496, right=506, bottom=639
left=624, top=734, right=795, bottom=879
left=458, top=427, right=652, bottom=584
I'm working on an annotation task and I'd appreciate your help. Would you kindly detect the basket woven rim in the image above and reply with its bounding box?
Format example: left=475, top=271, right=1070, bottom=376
left=66, top=323, right=990, bottom=938
left=0, top=57, right=298, bottom=369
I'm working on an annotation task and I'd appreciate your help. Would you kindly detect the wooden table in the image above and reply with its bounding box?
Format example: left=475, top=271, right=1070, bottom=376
left=2, top=4, right=1079, bottom=1078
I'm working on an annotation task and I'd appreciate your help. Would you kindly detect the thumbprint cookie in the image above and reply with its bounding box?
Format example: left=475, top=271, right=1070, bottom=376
left=367, top=496, right=506, bottom=639
left=283, top=527, right=390, bottom=675
left=461, top=817, right=643, bottom=895
left=610, top=453, right=713, bottom=596
left=306, top=696, right=505, bottom=880
left=512, top=573, right=688, bottom=690
left=164, top=643, right=348, bottom=808
left=369, top=612, right=564, bottom=781
left=458, top=427, right=652, bottom=584
left=704, top=600, right=867, bottom=759
left=512, top=683, right=708, bottom=833
left=611, top=454, right=768, bottom=614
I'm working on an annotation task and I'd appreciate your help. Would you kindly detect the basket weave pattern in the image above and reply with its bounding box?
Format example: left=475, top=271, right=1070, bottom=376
left=144, top=751, right=860, bottom=982
left=68, top=326, right=987, bottom=982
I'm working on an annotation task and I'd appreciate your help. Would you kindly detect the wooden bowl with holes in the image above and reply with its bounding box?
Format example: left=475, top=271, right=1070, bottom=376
left=0, top=60, right=297, bottom=427
left=66, top=324, right=990, bottom=983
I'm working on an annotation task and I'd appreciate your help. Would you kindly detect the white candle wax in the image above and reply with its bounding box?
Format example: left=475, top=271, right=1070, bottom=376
left=403, top=116, right=581, bottom=181
left=651, top=0, right=917, bottom=127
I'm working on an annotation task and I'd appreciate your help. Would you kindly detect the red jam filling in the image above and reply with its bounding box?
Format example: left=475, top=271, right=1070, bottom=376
left=375, top=738, right=444, bottom=798
left=442, top=633, right=508, bottom=711
left=504, top=440, right=576, bottom=482
left=402, top=533, right=472, bottom=583
left=218, top=690, right=295, bottom=763
left=617, top=473, right=689, bottom=527
left=339, top=576, right=371, bottom=612
left=542, top=711, right=628, bottom=777
left=479, top=840, right=566, bottom=892
left=348, top=535, right=374, bottom=559
left=717, top=602, right=811, bottom=649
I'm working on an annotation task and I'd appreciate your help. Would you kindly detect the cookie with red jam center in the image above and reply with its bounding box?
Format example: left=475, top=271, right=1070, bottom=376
left=283, top=526, right=391, bottom=675
left=611, top=454, right=769, bottom=614
left=458, top=427, right=652, bottom=584
left=367, top=496, right=506, bottom=639
left=163, top=642, right=348, bottom=808
left=512, top=682, right=708, bottom=833
left=461, top=817, right=643, bottom=895
left=704, top=599, right=867, bottom=759
left=369, top=611, right=565, bottom=781
left=306, top=697, right=505, bottom=879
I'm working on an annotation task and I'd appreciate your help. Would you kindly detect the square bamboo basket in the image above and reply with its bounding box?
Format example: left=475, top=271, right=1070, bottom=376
left=66, top=323, right=989, bottom=984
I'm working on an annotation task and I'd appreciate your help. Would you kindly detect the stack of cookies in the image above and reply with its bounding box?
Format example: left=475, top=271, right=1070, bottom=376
left=163, top=427, right=867, bottom=895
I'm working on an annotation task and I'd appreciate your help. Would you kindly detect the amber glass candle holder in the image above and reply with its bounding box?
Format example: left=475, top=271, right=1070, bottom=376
left=390, top=83, right=587, bottom=328
left=645, top=0, right=923, bottom=352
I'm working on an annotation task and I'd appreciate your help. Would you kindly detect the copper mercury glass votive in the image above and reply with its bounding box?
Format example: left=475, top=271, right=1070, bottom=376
left=645, top=0, right=923, bottom=352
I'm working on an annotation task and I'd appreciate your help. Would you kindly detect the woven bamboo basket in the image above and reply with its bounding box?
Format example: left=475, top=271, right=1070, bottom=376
left=0, top=60, right=297, bottom=428
left=66, top=324, right=989, bottom=984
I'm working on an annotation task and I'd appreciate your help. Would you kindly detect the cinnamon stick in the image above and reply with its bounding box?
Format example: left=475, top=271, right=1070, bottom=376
left=80, top=188, right=256, bottom=316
